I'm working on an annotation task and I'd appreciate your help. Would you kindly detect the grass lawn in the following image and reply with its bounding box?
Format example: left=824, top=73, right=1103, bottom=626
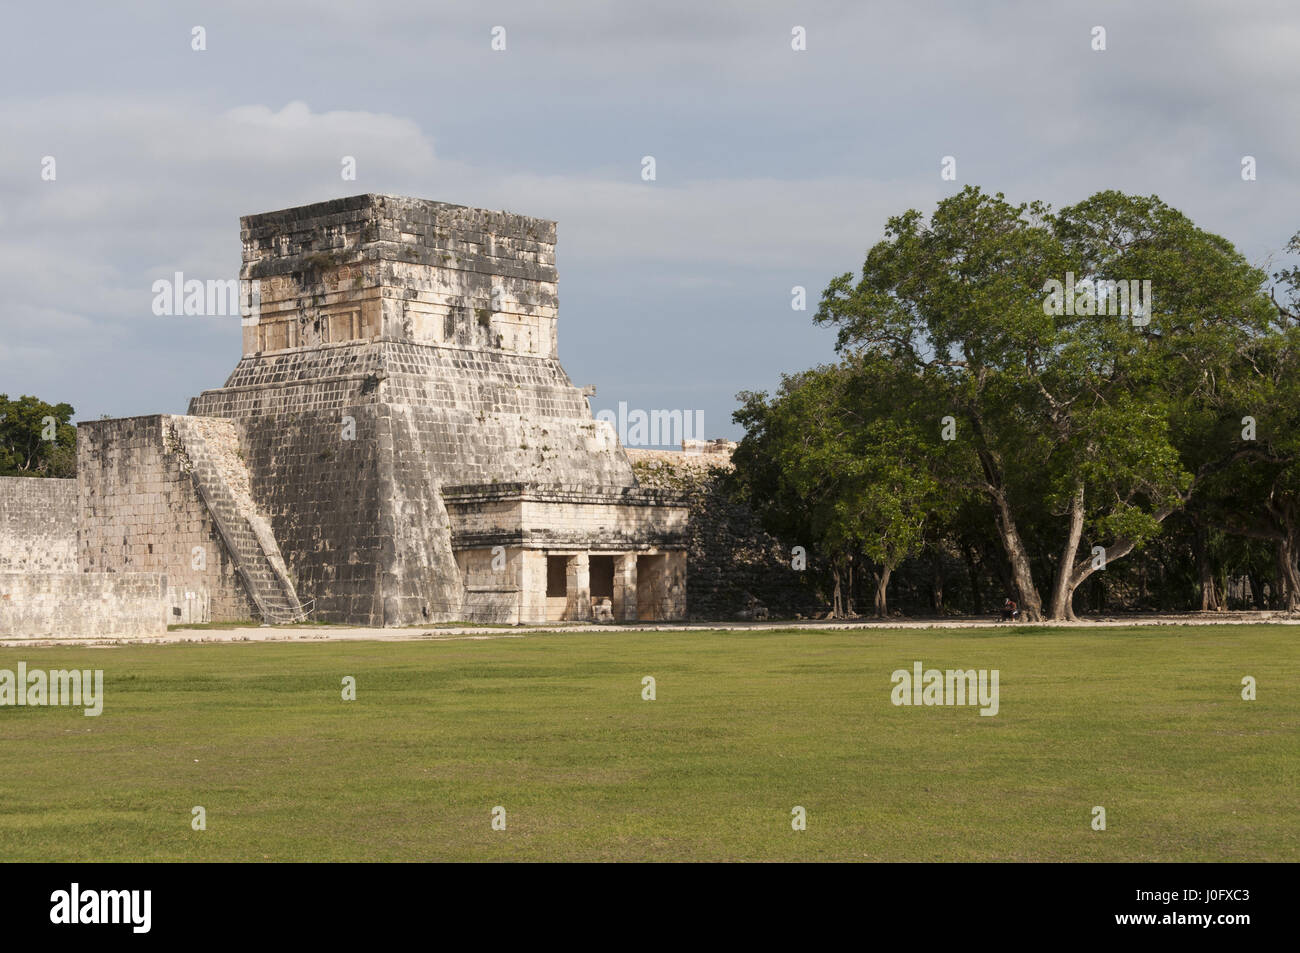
left=0, top=625, right=1295, bottom=862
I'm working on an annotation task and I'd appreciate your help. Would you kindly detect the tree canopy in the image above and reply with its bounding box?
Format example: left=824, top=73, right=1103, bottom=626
left=732, top=186, right=1293, bottom=620
left=0, top=394, right=77, bottom=478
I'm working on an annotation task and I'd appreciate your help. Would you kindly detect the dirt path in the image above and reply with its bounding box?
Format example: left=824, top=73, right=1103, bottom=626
left=3, top=611, right=1297, bottom=648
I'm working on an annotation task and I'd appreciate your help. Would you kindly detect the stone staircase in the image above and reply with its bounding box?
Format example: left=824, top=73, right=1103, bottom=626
left=167, top=416, right=311, bottom=623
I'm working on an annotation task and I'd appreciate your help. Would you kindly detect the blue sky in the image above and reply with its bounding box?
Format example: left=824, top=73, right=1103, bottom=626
left=2, top=0, right=1298, bottom=442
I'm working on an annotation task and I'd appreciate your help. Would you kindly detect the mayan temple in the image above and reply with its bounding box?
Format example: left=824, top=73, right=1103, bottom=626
left=60, top=195, right=688, bottom=629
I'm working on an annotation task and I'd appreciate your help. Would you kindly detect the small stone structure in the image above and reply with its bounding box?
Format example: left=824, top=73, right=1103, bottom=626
left=2, top=194, right=690, bottom=635
left=442, top=482, right=686, bottom=622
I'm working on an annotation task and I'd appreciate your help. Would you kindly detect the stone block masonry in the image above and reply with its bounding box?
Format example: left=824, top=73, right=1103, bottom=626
left=442, top=483, right=689, bottom=623
left=236, top=194, right=558, bottom=361
left=0, top=477, right=77, bottom=572
left=628, top=448, right=823, bottom=620
left=0, top=474, right=170, bottom=638
left=77, top=415, right=258, bottom=624
left=0, top=572, right=167, bottom=639
left=167, top=416, right=306, bottom=622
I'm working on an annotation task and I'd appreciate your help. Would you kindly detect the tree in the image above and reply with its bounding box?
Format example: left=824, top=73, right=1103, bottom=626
left=0, top=394, right=76, bottom=477
left=813, top=187, right=1272, bottom=620
left=733, top=359, right=943, bottom=617
left=1043, top=192, right=1272, bottom=618
left=1192, top=229, right=1300, bottom=611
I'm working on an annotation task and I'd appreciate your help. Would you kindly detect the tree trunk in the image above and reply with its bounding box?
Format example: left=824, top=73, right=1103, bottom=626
left=1194, top=528, right=1220, bottom=611
left=1062, top=505, right=1178, bottom=619
left=831, top=564, right=843, bottom=619
left=989, top=485, right=1043, bottom=621
left=972, top=423, right=1043, bottom=620
left=931, top=549, right=945, bottom=614
left=874, top=566, right=892, bottom=618
left=1048, top=483, right=1085, bottom=621
left=846, top=556, right=855, bottom=618
left=1277, top=535, right=1300, bottom=612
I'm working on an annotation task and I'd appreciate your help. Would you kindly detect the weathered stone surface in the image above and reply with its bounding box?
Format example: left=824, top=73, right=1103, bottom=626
left=628, top=448, right=821, bottom=620
left=4, top=195, right=691, bottom=633
left=0, top=477, right=76, bottom=573
left=442, top=483, right=689, bottom=622
left=77, top=415, right=257, bottom=623
left=168, top=416, right=306, bottom=622
left=0, top=571, right=167, bottom=639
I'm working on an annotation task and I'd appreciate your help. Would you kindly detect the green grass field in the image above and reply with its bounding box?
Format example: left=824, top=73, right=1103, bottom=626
left=0, top=625, right=1295, bottom=861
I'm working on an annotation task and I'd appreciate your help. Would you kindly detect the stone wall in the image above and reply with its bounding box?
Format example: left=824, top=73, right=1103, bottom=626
left=0, top=477, right=77, bottom=572
left=628, top=449, right=823, bottom=620
left=454, top=545, right=527, bottom=624
left=0, top=571, right=168, bottom=639
left=76, top=416, right=257, bottom=623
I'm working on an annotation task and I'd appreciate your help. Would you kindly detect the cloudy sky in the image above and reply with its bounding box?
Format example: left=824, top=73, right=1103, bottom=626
left=2, top=0, right=1297, bottom=441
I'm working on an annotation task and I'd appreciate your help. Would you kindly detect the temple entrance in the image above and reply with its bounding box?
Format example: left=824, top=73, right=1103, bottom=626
left=589, top=555, right=615, bottom=622
left=546, top=555, right=569, bottom=621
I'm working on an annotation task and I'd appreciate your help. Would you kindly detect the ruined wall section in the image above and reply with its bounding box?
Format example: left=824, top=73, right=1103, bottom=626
left=629, top=450, right=824, bottom=620
left=0, top=572, right=167, bottom=639
left=190, top=344, right=635, bottom=624
left=453, top=546, right=526, bottom=624
left=229, top=195, right=628, bottom=490
left=384, top=345, right=634, bottom=488
left=169, top=416, right=306, bottom=622
left=76, top=416, right=257, bottom=623
left=0, top=477, right=77, bottom=572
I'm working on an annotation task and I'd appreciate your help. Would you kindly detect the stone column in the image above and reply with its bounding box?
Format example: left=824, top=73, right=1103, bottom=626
left=519, top=551, right=548, bottom=625
left=565, top=552, right=591, bottom=621
left=613, top=553, right=638, bottom=622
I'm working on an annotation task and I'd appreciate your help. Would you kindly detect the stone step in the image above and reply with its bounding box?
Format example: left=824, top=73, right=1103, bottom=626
left=170, top=416, right=309, bottom=624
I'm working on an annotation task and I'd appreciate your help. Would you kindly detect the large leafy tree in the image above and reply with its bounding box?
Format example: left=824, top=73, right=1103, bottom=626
left=0, top=394, right=76, bottom=477
left=811, top=187, right=1271, bottom=620
left=1043, top=192, right=1273, bottom=618
left=813, top=188, right=1062, bottom=617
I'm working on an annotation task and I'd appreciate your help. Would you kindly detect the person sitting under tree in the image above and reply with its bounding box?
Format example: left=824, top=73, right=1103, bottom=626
left=1000, top=597, right=1019, bottom=622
